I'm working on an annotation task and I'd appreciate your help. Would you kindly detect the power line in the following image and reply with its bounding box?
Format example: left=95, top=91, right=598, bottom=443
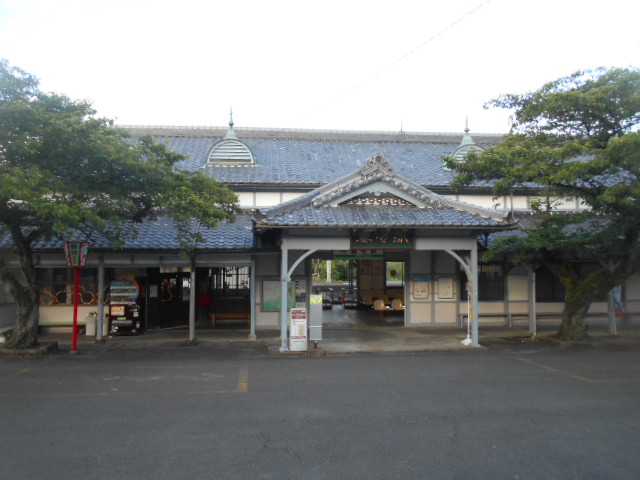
left=305, top=0, right=492, bottom=120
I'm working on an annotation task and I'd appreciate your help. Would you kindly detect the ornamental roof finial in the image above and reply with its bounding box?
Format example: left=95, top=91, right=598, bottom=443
left=225, top=107, right=238, bottom=140
left=460, top=117, right=475, bottom=147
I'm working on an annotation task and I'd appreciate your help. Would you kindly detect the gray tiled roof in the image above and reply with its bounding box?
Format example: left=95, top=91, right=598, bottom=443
left=255, top=153, right=513, bottom=229
left=256, top=204, right=508, bottom=228
left=128, top=127, right=502, bottom=188
left=120, top=215, right=255, bottom=250
left=0, top=215, right=254, bottom=251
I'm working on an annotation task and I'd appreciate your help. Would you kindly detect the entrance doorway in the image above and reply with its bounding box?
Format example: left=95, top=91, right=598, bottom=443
left=311, top=257, right=406, bottom=328
left=202, top=266, right=251, bottom=329
left=154, top=272, right=192, bottom=329
left=146, top=267, right=250, bottom=330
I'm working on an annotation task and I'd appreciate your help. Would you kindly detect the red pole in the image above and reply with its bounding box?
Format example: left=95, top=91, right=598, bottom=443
left=71, top=266, right=80, bottom=353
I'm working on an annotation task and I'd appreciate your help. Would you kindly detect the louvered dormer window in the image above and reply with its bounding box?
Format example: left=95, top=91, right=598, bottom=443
left=207, top=139, right=255, bottom=165
left=206, top=110, right=255, bottom=166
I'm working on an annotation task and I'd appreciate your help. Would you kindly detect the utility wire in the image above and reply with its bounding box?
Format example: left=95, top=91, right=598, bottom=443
left=305, top=0, right=492, bottom=120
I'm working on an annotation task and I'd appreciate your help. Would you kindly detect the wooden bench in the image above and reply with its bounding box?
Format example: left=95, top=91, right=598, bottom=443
left=457, top=313, right=536, bottom=328
left=209, top=313, right=251, bottom=329
left=38, top=320, right=87, bottom=333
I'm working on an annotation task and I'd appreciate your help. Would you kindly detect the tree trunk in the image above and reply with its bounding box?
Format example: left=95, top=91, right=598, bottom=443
left=556, top=300, right=590, bottom=341
left=1, top=227, right=42, bottom=349
left=551, top=262, right=629, bottom=342
left=6, top=300, right=39, bottom=349
left=3, top=266, right=41, bottom=349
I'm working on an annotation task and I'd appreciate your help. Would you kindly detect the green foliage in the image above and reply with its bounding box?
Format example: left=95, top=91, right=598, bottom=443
left=331, top=260, right=350, bottom=282
left=445, top=67, right=640, bottom=340
left=386, top=262, right=404, bottom=281
left=312, top=259, right=350, bottom=282
left=488, top=68, right=640, bottom=147
left=445, top=68, right=640, bottom=200
left=0, top=59, right=240, bottom=348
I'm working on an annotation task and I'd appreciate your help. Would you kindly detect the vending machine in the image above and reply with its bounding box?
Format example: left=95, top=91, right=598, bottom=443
left=109, top=277, right=144, bottom=335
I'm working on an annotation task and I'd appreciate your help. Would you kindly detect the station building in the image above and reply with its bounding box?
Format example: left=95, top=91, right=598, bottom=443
left=1, top=119, right=637, bottom=348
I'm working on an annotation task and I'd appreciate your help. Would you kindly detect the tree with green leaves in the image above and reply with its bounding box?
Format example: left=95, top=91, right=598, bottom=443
left=0, top=60, right=239, bottom=349
left=445, top=67, right=640, bottom=341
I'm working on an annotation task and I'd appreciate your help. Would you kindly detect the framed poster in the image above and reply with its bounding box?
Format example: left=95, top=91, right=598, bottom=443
left=412, top=276, right=430, bottom=299
left=437, top=276, right=454, bottom=299
left=262, top=279, right=296, bottom=311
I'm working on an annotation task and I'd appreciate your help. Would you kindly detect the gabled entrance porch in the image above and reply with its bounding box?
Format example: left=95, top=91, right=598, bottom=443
left=252, top=152, right=514, bottom=352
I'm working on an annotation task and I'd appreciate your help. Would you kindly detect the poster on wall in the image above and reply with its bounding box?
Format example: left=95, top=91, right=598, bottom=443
left=437, top=276, right=454, bottom=299
left=412, top=276, right=430, bottom=299
left=262, top=279, right=297, bottom=311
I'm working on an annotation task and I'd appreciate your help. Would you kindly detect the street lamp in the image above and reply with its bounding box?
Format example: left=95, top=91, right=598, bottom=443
left=64, top=241, right=90, bottom=354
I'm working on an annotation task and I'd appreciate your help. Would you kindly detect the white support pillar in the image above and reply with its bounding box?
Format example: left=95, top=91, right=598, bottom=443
left=188, top=267, right=196, bottom=343
left=604, top=261, right=620, bottom=335
left=280, top=235, right=289, bottom=352
left=504, top=263, right=512, bottom=327
left=607, top=288, right=618, bottom=335
left=527, top=266, right=537, bottom=337
left=249, top=257, right=257, bottom=341
left=470, top=246, right=479, bottom=346
left=278, top=239, right=318, bottom=352
left=444, top=248, right=479, bottom=346
left=96, top=260, right=105, bottom=342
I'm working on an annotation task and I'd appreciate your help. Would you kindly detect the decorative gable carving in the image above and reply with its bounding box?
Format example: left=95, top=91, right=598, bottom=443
left=255, top=152, right=512, bottom=227
left=345, top=195, right=412, bottom=206
left=311, top=153, right=439, bottom=208
left=362, top=153, right=393, bottom=175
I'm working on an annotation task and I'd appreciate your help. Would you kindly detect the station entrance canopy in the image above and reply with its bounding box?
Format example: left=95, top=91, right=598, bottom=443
left=253, top=153, right=516, bottom=350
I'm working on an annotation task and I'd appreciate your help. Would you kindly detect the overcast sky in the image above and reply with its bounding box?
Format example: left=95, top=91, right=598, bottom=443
left=0, top=0, right=638, bottom=134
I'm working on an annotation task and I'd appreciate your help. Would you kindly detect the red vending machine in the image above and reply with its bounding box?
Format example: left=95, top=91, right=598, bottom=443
left=108, top=277, right=144, bottom=335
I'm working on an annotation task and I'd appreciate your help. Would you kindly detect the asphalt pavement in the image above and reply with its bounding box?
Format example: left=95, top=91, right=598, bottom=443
left=2, top=331, right=639, bottom=479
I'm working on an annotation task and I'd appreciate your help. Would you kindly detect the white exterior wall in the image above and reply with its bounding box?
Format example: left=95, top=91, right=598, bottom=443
left=434, top=302, right=457, bottom=324
left=506, top=196, right=530, bottom=211
left=282, top=192, right=304, bottom=203
left=407, top=250, right=432, bottom=325
left=507, top=274, right=529, bottom=316
left=406, top=250, right=461, bottom=326
left=255, top=192, right=282, bottom=207
left=451, top=195, right=499, bottom=209
left=238, top=191, right=305, bottom=208
left=39, top=305, right=95, bottom=328
left=237, top=192, right=254, bottom=208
